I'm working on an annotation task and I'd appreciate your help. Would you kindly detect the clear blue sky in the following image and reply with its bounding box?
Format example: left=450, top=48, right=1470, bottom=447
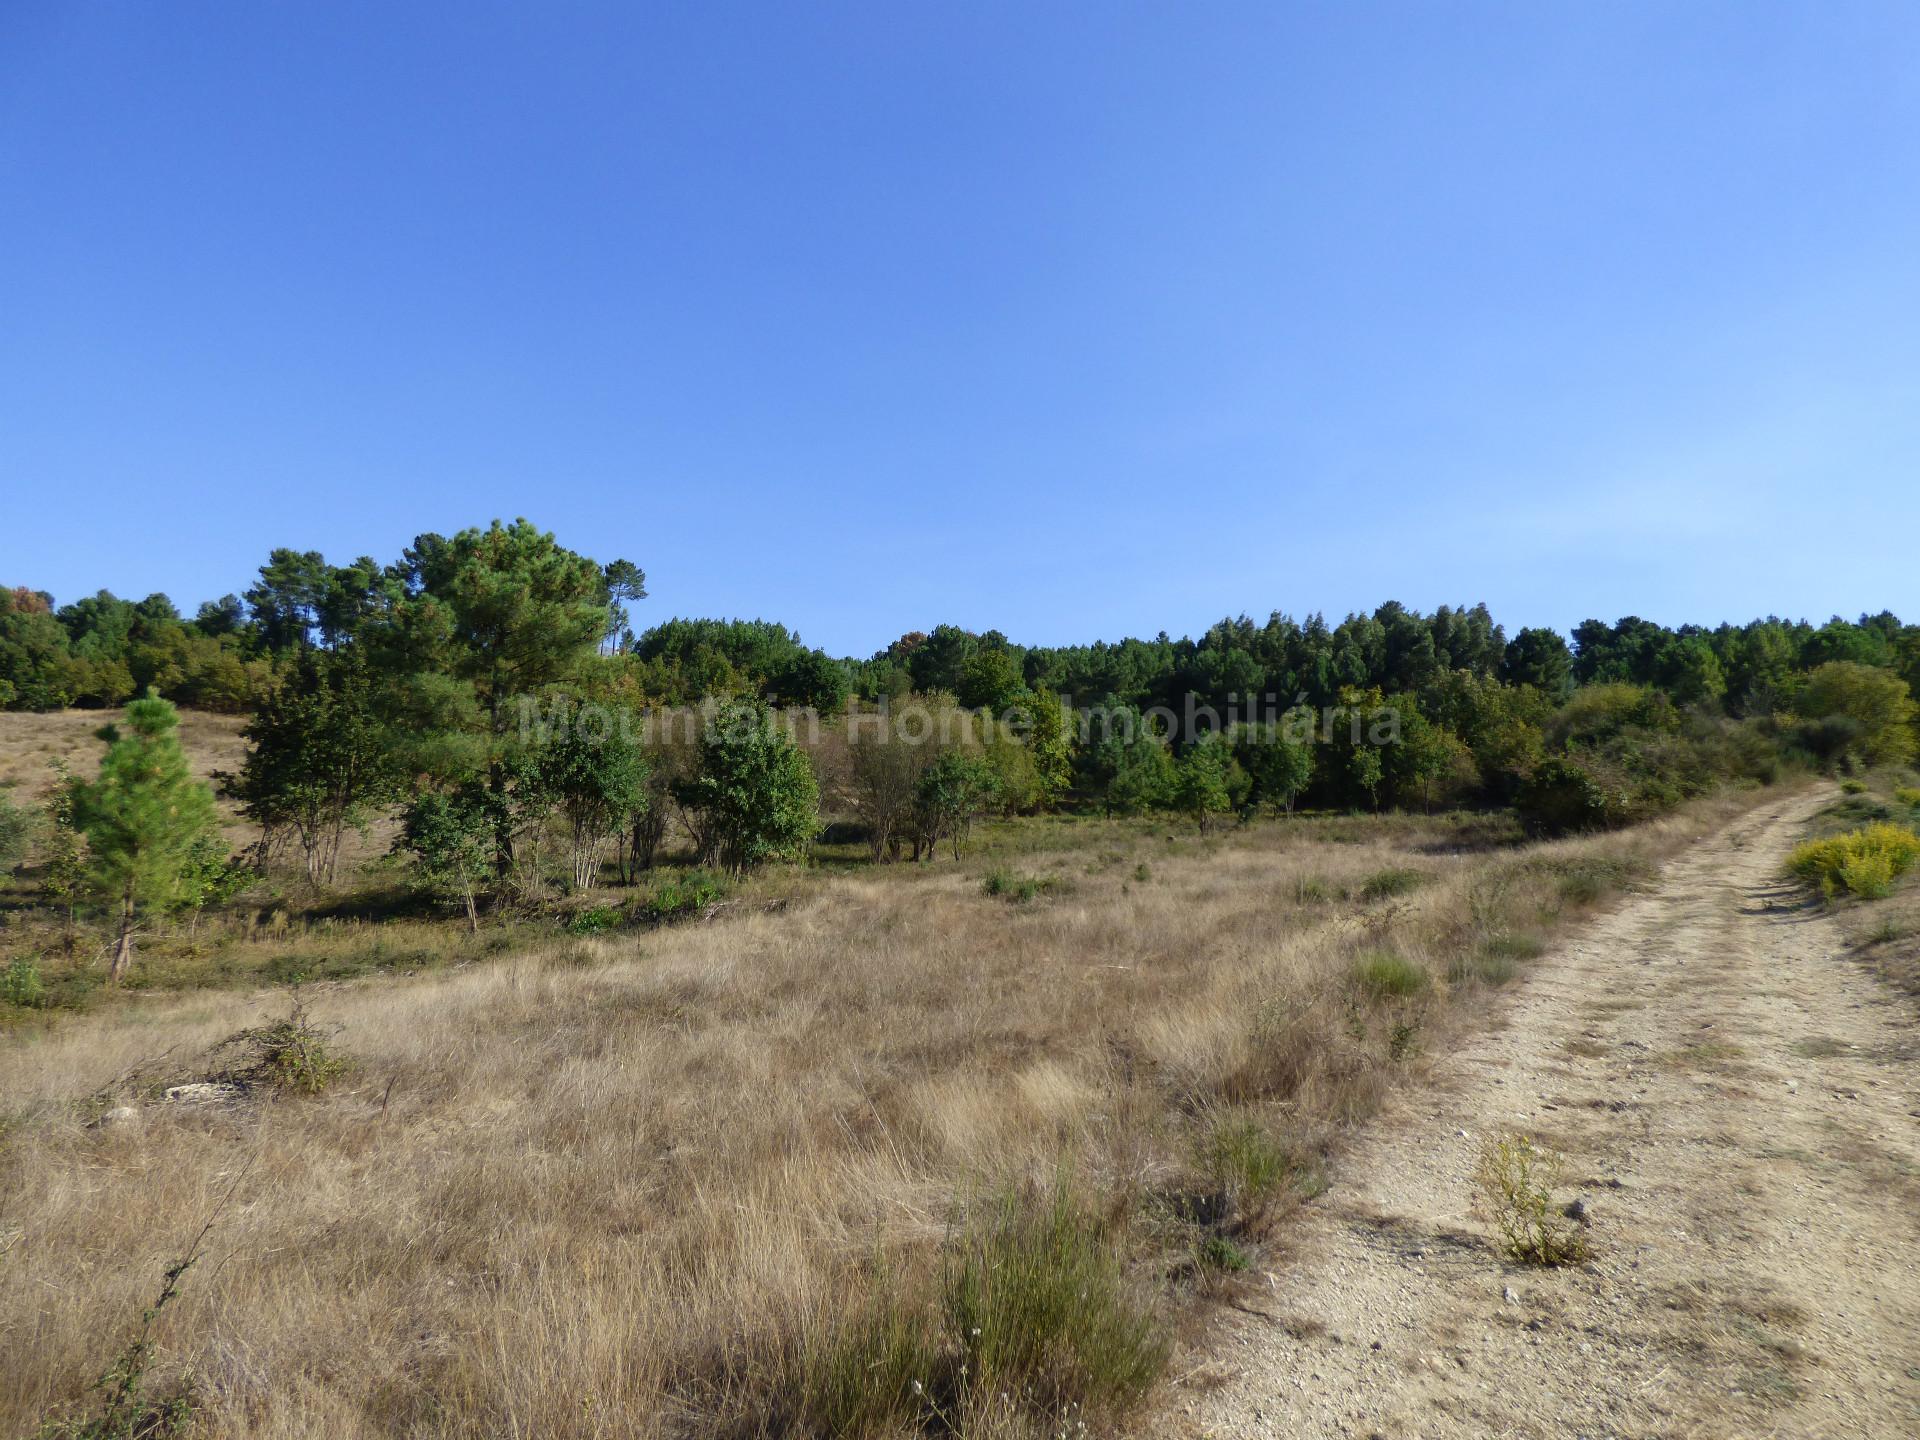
left=3, top=1, right=1917, bottom=657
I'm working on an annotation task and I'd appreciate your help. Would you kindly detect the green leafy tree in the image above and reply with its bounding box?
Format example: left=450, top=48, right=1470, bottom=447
left=1232, top=722, right=1315, bottom=815
left=677, top=701, right=820, bottom=873
left=1388, top=706, right=1466, bottom=813
left=1107, top=736, right=1175, bottom=815
left=533, top=703, right=649, bottom=889
left=1172, top=734, right=1237, bottom=832
left=1324, top=687, right=1394, bottom=810
left=600, top=558, right=648, bottom=653
left=956, top=642, right=1025, bottom=711
left=1011, top=687, right=1074, bottom=809
left=231, top=649, right=397, bottom=886
left=0, top=586, right=77, bottom=710
left=171, top=834, right=253, bottom=940
left=768, top=648, right=850, bottom=713
left=397, top=786, right=494, bottom=933
left=1793, top=662, right=1916, bottom=768
left=1653, top=635, right=1726, bottom=708
left=911, top=749, right=1001, bottom=859
left=70, top=695, right=221, bottom=981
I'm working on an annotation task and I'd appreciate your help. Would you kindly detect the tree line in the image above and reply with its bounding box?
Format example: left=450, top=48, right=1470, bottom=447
left=4, top=518, right=1917, bottom=969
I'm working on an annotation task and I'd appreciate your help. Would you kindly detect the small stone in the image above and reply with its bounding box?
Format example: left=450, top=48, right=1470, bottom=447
left=1503, top=1286, right=1520, bottom=1304
left=100, top=1105, right=140, bottom=1127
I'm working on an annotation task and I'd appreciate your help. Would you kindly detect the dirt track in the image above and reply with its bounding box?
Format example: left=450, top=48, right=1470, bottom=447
left=1175, top=789, right=1920, bottom=1439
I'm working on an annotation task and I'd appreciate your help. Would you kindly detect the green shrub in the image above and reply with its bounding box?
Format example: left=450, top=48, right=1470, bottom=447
left=1840, top=778, right=1869, bottom=795
left=1351, top=950, right=1428, bottom=999
left=1788, top=823, right=1920, bottom=901
left=1, top=956, right=45, bottom=1008
left=1358, top=868, right=1423, bottom=902
left=797, top=1183, right=1164, bottom=1436
left=1514, top=758, right=1613, bottom=835
left=1451, top=950, right=1515, bottom=987
left=981, top=868, right=1058, bottom=904
left=1474, top=1132, right=1588, bottom=1266
left=638, top=870, right=727, bottom=922
left=1197, top=1235, right=1250, bottom=1272
left=1294, top=876, right=1343, bottom=904
left=565, top=904, right=624, bottom=935
left=1893, top=787, right=1920, bottom=809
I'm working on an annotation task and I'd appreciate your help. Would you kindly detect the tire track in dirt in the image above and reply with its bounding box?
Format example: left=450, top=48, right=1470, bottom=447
left=1171, top=789, right=1920, bottom=1439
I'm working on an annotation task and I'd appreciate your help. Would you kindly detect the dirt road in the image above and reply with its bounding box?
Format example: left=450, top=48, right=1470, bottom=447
left=1176, top=790, right=1920, bottom=1439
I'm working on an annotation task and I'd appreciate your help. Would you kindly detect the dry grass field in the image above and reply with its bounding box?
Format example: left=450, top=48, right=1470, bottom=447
left=0, top=706, right=1780, bottom=1440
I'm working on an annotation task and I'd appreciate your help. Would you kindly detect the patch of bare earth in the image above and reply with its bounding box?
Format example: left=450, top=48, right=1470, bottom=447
left=1170, top=790, right=1920, bottom=1439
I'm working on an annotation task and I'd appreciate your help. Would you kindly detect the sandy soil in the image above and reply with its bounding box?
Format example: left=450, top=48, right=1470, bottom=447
left=1169, top=788, right=1920, bottom=1439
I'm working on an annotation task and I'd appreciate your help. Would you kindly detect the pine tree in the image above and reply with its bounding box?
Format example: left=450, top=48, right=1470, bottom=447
left=71, top=695, right=220, bottom=981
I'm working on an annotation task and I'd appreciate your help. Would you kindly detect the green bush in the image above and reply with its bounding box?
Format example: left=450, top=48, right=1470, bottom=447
left=1351, top=950, right=1428, bottom=999
left=1894, top=787, right=1920, bottom=809
left=1788, top=823, right=1920, bottom=901
left=1197, top=1235, right=1251, bottom=1272
left=1514, top=757, right=1614, bottom=835
left=1358, top=867, right=1423, bottom=902
left=981, top=868, right=1058, bottom=904
left=1840, top=778, right=1869, bottom=795
left=1, top=956, right=45, bottom=1008
left=638, top=870, right=727, bottom=922
left=565, top=904, right=624, bottom=935
left=1474, top=1132, right=1588, bottom=1266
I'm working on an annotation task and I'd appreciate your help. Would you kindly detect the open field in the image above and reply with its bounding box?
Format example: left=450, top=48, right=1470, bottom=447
left=0, top=707, right=1792, bottom=1439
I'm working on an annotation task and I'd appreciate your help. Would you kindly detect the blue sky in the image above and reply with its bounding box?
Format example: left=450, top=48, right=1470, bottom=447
left=2, top=1, right=1917, bottom=656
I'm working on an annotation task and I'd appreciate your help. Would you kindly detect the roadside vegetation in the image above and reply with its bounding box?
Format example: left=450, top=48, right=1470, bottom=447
left=1791, top=770, right=1920, bottom=996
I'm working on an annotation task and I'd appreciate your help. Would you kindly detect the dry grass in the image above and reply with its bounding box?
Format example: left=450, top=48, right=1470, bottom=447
left=0, top=706, right=248, bottom=814
left=0, top=709, right=1781, bottom=1438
